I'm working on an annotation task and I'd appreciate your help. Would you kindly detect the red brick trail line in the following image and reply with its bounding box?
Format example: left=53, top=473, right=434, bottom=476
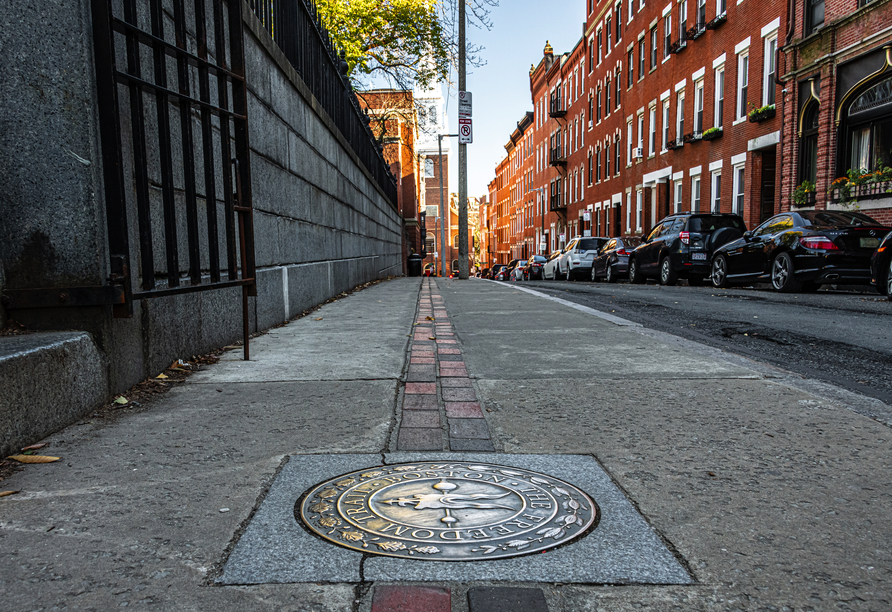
left=396, top=278, right=494, bottom=452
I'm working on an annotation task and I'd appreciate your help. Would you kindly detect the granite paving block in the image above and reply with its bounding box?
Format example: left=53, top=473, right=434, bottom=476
left=467, top=587, right=548, bottom=612
left=445, top=402, right=483, bottom=417
left=436, top=339, right=458, bottom=344
left=397, top=428, right=443, bottom=451
left=448, top=418, right=491, bottom=439
left=372, top=586, right=451, bottom=612
left=400, top=411, right=441, bottom=428
left=443, top=388, right=477, bottom=402
left=406, top=383, right=436, bottom=394
left=440, top=377, right=474, bottom=387
left=438, top=348, right=461, bottom=355
left=410, top=357, right=436, bottom=365
left=437, top=354, right=464, bottom=362
left=402, top=395, right=438, bottom=410
left=449, top=438, right=496, bottom=452
left=407, top=370, right=437, bottom=383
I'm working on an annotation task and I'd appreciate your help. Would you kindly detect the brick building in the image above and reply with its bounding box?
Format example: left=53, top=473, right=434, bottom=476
left=359, top=90, right=425, bottom=273
left=415, top=83, right=452, bottom=275
left=780, top=0, right=892, bottom=223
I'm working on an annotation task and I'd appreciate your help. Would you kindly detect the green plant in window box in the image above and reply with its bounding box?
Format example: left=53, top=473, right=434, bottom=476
left=747, top=103, right=776, bottom=122
left=793, top=180, right=816, bottom=206
left=702, top=126, right=723, bottom=141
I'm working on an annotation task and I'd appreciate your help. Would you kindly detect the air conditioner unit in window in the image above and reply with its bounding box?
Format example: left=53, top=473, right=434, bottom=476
left=633, top=147, right=643, bottom=158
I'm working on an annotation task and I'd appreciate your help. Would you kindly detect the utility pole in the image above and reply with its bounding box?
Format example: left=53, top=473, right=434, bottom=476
left=437, top=134, right=457, bottom=277
left=457, top=0, right=469, bottom=279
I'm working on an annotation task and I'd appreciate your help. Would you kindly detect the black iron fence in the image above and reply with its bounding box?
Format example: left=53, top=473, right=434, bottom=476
left=247, top=0, right=398, bottom=204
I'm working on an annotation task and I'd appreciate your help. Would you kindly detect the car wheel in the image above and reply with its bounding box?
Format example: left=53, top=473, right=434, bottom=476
left=711, top=255, right=730, bottom=288
left=629, top=259, right=645, bottom=284
left=555, top=266, right=564, bottom=281
left=659, top=257, right=678, bottom=286
left=771, top=252, right=802, bottom=293
left=591, top=265, right=598, bottom=282
left=606, top=264, right=617, bottom=283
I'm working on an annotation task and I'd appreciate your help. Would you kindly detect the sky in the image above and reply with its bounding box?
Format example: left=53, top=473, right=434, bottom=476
left=444, top=0, right=586, bottom=199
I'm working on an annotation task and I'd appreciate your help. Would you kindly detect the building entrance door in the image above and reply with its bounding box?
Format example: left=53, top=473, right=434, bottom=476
left=760, top=148, right=777, bottom=222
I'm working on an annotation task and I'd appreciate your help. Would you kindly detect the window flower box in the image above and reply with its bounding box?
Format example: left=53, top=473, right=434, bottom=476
left=702, top=127, right=722, bottom=141
left=667, top=138, right=684, bottom=150
left=747, top=104, right=776, bottom=123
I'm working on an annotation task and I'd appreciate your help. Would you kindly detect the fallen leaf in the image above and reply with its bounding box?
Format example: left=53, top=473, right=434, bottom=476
left=8, top=455, right=61, bottom=464
left=155, top=373, right=168, bottom=379
left=114, top=396, right=129, bottom=405
left=21, top=443, right=47, bottom=451
left=425, top=316, right=435, bottom=321
left=0, top=491, right=20, bottom=498
left=707, top=471, right=716, bottom=477
left=429, top=337, right=436, bottom=340
left=315, top=317, right=323, bottom=321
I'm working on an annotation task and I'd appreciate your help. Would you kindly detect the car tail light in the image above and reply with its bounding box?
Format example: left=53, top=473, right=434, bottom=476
left=800, top=236, right=838, bottom=250
left=616, top=248, right=627, bottom=256
left=679, top=231, right=690, bottom=245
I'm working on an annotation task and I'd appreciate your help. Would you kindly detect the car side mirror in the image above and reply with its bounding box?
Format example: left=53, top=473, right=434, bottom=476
left=743, top=231, right=754, bottom=241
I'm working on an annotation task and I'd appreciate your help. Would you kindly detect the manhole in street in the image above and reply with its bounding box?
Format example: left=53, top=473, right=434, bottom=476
left=296, top=461, right=599, bottom=560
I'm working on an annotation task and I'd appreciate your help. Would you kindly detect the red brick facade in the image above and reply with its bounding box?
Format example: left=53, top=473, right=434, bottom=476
left=483, top=0, right=892, bottom=252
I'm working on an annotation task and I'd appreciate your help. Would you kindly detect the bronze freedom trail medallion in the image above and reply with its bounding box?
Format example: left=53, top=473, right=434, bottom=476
left=296, top=462, right=599, bottom=560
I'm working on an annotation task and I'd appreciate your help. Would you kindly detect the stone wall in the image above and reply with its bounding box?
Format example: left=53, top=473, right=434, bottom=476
left=0, top=0, right=402, bottom=447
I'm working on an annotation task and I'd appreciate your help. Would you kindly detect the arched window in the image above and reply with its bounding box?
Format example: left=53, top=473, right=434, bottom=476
left=799, top=102, right=819, bottom=184
left=845, top=75, right=892, bottom=172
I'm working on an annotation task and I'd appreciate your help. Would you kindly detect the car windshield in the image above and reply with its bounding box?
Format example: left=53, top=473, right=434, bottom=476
left=799, top=211, right=880, bottom=227
left=517, top=260, right=527, bottom=267
left=620, top=237, right=642, bottom=248
left=530, top=255, right=547, bottom=263
left=576, top=238, right=605, bottom=251
left=687, top=215, right=745, bottom=233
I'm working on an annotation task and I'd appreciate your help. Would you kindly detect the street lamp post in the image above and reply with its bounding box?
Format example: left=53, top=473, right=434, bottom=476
left=438, top=133, right=458, bottom=277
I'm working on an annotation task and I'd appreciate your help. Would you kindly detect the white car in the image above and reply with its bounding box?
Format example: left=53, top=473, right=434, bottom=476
left=558, top=237, right=610, bottom=280
left=543, top=250, right=565, bottom=280
left=510, top=260, right=527, bottom=281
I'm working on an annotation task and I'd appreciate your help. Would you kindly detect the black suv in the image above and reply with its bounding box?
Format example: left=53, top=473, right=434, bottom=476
left=628, top=212, right=746, bottom=286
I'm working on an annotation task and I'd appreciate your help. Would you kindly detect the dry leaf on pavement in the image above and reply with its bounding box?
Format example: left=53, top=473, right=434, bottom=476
left=8, top=455, right=61, bottom=464
left=425, top=316, right=435, bottom=321
left=21, top=443, right=47, bottom=451
left=114, top=396, right=129, bottom=405
left=155, top=373, right=168, bottom=379
left=315, top=317, right=323, bottom=321
left=0, top=491, right=20, bottom=498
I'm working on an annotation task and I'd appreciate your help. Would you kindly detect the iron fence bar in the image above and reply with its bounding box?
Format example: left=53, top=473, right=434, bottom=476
left=213, top=0, right=238, bottom=280
left=149, top=0, right=181, bottom=288
left=114, top=71, right=246, bottom=120
left=133, top=278, right=254, bottom=299
left=195, top=0, right=222, bottom=283
left=110, top=18, right=245, bottom=83
left=90, top=0, right=133, bottom=317
left=121, top=0, right=156, bottom=291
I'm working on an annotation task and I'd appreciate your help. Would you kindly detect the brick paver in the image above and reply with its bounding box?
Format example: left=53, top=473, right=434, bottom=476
left=372, top=586, right=451, bottom=612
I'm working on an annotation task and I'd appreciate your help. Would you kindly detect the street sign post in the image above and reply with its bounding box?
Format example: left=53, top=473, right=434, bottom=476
left=458, top=91, right=472, bottom=116
left=459, top=118, right=473, bottom=144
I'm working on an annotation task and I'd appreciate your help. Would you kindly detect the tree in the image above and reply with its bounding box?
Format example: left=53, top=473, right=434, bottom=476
left=316, top=0, right=498, bottom=90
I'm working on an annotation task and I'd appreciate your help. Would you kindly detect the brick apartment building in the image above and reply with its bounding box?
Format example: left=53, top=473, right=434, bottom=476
left=484, top=0, right=892, bottom=262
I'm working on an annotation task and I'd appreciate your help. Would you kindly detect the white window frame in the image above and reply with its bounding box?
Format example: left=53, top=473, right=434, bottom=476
left=626, top=192, right=632, bottom=230
left=714, top=65, right=725, bottom=128
left=694, top=79, right=704, bottom=133
left=637, top=113, right=644, bottom=152
left=763, top=35, right=777, bottom=107
left=597, top=27, right=604, bottom=65
left=648, top=105, right=657, bottom=155
left=674, top=179, right=683, bottom=213
left=636, top=189, right=643, bottom=230
left=662, top=99, right=670, bottom=150
left=711, top=170, right=722, bottom=212
left=627, top=120, right=634, bottom=165
left=736, top=51, right=749, bottom=121
left=676, top=90, right=685, bottom=142
left=691, top=175, right=701, bottom=211
left=732, top=163, right=745, bottom=215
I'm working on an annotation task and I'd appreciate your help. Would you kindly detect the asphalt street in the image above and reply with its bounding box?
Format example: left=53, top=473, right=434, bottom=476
left=521, top=278, right=892, bottom=405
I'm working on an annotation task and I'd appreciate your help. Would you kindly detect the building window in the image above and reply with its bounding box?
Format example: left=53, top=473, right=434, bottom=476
left=598, top=29, right=603, bottom=64
left=637, top=113, right=644, bottom=153
left=588, top=38, right=594, bottom=73
left=615, top=135, right=622, bottom=173
left=737, top=52, right=749, bottom=120
left=674, top=179, right=683, bottom=212
left=697, top=0, right=706, bottom=27
left=606, top=142, right=612, bottom=176
left=694, top=79, right=704, bottom=134
left=597, top=87, right=602, bottom=122
left=662, top=99, right=670, bottom=149
left=692, top=176, right=701, bottom=211
left=715, top=66, right=725, bottom=128
left=628, top=50, right=634, bottom=87
left=763, top=36, right=777, bottom=107
left=606, top=17, right=613, bottom=49
left=846, top=76, right=892, bottom=172
left=596, top=148, right=602, bottom=181
left=711, top=171, right=722, bottom=211
left=664, top=15, right=672, bottom=58
left=649, top=106, right=657, bottom=155
left=717, top=0, right=726, bottom=15
left=799, top=103, right=819, bottom=185
left=806, top=0, right=824, bottom=35
left=638, top=39, right=646, bottom=78
left=626, top=192, right=632, bottom=231
left=679, top=0, right=688, bottom=41
left=636, top=190, right=643, bottom=230
left=617, top=2, right=623, bottom=38
left=650, top=28, right=658, bottom=69
left=606, top=78, right=612, bottom=114
left=627, top=120, right=634, bottom=164
left=676, top=90, right=685, bottom=141
left=733, top=164, right=745, bottom=214
left=588, top=96, right=594, bottom=125
left=639, top=0, right=645, bottom=12
left=616, top=67, right=622, bottom=107
left=588, top=151, right=593, bottom=184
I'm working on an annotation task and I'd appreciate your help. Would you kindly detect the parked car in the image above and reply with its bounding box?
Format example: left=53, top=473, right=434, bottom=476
left=500, top=259, right=521, bottom=281
left=522, top=255, right=548, bottom=280
left=591, top=236, right=642, bottom=282
left=628, top=213, right=747, bottom=286
left=479, top=267, right=491, bottom=279
left=510, top=260, right=528, bottom=281
left=543, top=250, right=564, bottom=280
left=558, top=237, right=610, bottom=280
left=490, top=264, right=506, bottom=280
left=710, top=210, right=892, bottom=292
left=870, top=230, right=892, bottom=299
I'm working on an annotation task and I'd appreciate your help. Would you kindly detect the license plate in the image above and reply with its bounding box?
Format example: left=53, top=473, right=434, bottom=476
left=860, top=237, right=880, bottom=248
left=691, top=252, right=707, bottom=260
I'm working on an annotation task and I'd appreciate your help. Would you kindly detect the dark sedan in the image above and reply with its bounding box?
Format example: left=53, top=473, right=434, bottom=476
left=871, top=230, right=892, bottom=299
left=591, top=237, right=641, bottom=282
left=710, top=210, right=892, bottom=292
left=522, top=255, right=548, bottom=280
